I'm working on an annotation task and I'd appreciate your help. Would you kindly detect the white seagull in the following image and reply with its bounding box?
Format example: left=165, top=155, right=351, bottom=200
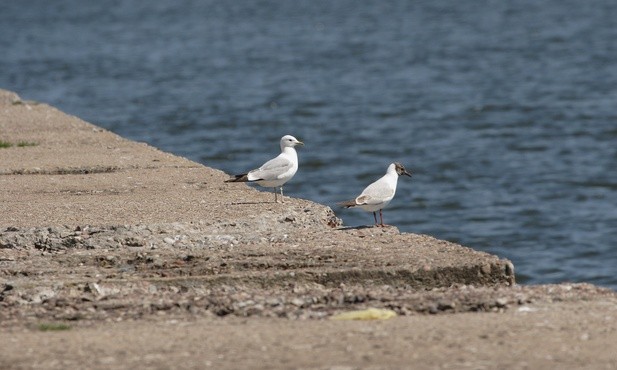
left=338, top=162, right=412, bottom=227
left=225, top=135, right=304, bottom=203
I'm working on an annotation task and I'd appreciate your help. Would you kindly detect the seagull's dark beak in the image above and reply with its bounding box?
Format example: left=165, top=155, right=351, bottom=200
left=404, top=170, right=412, bottom=178
left=295, top=140, right=304, bottom=146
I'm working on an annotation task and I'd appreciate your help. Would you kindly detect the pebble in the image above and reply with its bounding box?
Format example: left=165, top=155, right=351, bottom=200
left=438, top=301, right=456, bottom=310
left=517, top=306, right=537, bottom=313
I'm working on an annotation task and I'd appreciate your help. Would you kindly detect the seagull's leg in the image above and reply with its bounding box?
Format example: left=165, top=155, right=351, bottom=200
left=273, top=187, right=278, bottom=203
left=379, top=209, right=385, bottom=227
left=280, top=186, right=285, bottom=203
left=373, top=212, right=378, bottom=226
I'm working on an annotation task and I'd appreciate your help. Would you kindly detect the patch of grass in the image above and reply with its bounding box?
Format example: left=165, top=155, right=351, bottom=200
left=12, top=100, right=40, bottom=106
left=0, top=140, right=37, bottom=148
left=16, top=141, right=37, bottom=147
left=37, top=322, right=72, bottom=331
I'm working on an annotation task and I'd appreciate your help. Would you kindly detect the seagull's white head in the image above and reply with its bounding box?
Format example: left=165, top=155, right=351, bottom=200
left=280, top=135, right=304, bottom=149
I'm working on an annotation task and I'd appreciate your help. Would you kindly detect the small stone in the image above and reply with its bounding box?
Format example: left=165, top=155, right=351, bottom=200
left=438, top=301, right=456, bottom=310
left=153, top=259, right=164, bottom=268
left=1, top=284, right=14, bottom=293
left=124, top=236, right=144, bottom=247
left=495, top=298, right=508, bottom=307
left=86, top=282, right=104, bottom=296
left=236, top=300, right=255, bottom=308
left=163, top=237, right=175, bottom=245
left=290, top=298, right=304, bottom=307
left=182, top=255, right=196, bottom=262
left=517, top=306, right=536, bottom=313
left=266, top=298, right=282, bottom=306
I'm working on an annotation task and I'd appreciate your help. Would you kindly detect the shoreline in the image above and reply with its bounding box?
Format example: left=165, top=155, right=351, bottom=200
left=1, top=88, right=616, bottom=369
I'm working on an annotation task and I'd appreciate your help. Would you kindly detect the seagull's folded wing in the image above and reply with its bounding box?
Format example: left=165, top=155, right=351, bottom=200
left=357, top=182, right=395, bottom=205
left=248, top=156, right=293, bottom=181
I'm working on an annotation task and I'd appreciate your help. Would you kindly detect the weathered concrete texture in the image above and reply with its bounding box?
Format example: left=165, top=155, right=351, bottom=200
left=1, top=88, right=514, bottom=297
left=0, top=223, right=514, bottom=324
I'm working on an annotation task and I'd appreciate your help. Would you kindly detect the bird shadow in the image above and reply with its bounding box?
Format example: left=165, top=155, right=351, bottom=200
left=336, top=225, right=378, bottom=231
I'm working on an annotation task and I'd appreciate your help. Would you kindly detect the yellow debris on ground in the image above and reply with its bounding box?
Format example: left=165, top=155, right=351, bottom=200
left=330, top=308, right=397, bottom=321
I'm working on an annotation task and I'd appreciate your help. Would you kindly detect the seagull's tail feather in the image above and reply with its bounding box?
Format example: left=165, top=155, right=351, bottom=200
left=225, top=173, right=249, bottom=183
left=337, top=199, right=357, bottom=208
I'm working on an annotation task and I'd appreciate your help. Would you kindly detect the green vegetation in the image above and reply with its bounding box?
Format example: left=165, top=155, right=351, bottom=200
left=0, top=140, right=37, bottom=148
left=17, top=141, right=37, bottom=147
left=37, top=322, right=72, bottom=331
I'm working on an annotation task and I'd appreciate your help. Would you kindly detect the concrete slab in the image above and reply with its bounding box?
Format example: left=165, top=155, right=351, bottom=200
left=1, top=89, right=514, bottom=294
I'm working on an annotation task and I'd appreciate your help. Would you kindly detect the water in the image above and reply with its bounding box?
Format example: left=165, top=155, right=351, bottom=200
left=2, top=0, right=616, bottom=289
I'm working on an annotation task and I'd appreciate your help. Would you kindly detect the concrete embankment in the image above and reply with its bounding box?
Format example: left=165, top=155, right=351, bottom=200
left=1, top=88, right=514, bottom=318
left=1, top=88, right=616, bottom=369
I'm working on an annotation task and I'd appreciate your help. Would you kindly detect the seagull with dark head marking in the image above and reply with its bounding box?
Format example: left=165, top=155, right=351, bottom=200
left=225, top=135, right=304, bottom=203
left=338, top=162, right=412, bottom=227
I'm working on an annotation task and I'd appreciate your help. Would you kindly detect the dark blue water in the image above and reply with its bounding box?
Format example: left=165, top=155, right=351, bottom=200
left=2, top=0, right=616, bottom=289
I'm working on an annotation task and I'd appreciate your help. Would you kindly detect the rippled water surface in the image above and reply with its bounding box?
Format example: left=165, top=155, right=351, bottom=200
left=2, top=0, right=616, bottom=288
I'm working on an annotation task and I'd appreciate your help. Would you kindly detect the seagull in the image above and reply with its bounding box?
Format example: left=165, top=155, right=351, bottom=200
left=338, top=162, right=412, bottom=227
left=225, top=135, right=304, bottom=203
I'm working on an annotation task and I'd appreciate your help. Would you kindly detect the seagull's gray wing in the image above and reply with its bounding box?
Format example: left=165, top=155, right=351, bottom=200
left=248, top=155, right=293, bottom=181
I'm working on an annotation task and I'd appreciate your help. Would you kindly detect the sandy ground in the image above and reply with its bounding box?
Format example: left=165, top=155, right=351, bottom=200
left=1, top=89, right=616, bottom=369
left=3, top=298, right=616, bottom=370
